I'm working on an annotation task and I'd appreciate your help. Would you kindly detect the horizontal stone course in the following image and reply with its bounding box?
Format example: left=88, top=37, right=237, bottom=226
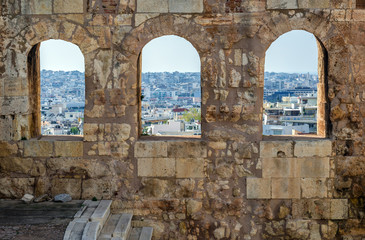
left=54, top=0, right=84, bottom=14
left=247, top=178, right=271, bottom=199
left=55, top=141, right=83, bottom=157
left=135, top=141, right=167, bottom=158
left=138, top=158, right=175, bottom=177
left=137, top=0, right=168, bottom=13
left=260, top=141, right=293, bottom=158
left=21, top=0, right=52, bottom=14
left=169, top=0, right=204, bottom=13
left=176, top=158, right=205, bottom=178
left=24, top=141, right=53, bottom=157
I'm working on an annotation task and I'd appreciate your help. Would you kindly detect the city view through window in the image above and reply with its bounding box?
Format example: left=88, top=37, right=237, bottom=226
left=263, top=30, right=319, bottom=136
left=40, top=40, right=85, bottom=136
left=141, top=35, right=201, bottom=137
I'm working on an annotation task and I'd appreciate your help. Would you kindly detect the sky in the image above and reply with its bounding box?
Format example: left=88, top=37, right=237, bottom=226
left=264, top=30, right=318, bottom=74
left=40, top=39, right=85, bottom=72
left=40, top=31, right=318, bottom=74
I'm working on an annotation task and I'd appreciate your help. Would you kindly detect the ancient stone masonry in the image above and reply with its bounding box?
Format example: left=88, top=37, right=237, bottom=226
left=1, top=0, right=365, bottom=239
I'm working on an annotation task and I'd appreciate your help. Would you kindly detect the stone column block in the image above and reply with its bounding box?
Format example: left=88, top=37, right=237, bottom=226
left=247, top=178, right=271, bottom=199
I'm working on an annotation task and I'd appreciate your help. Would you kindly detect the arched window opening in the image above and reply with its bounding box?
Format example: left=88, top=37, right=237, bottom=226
left=263, top=30, right=328, bottom=137
left=35, top=40, right=85, bottom=136
left=140, top=35, right=201, bottom=138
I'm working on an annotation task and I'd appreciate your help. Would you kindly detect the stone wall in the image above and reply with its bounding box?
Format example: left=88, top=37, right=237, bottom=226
left=0, top=0, right=365, bottom=239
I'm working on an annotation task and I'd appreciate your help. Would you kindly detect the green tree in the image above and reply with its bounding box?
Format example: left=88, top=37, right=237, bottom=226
left=182, top=108, right=201, bottom=122
left=70, top=127, right=80, bottom=135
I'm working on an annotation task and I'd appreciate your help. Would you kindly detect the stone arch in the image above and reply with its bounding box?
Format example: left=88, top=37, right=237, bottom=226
left=256, top=11, right=349, bottom=138
left=23, top=20, right=95, bottom=138
left=118, top=15, right=215, bottom=138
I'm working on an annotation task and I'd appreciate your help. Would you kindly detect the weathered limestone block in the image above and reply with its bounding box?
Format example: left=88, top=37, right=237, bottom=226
left=169, top=0, right=203, bottom=13
left=321, top=221, right=338, bottom=239
left=135, top=141, right=167, bottom=158
left=24, top=141, right=53, bottom=157
left=176, top=158, right=205, bottom=178
left=298, top=0, right=330, bottom=8
left=229, top=68, right=241, bottom=87
left=330, top=199, right=348, bottom=220
left=0, top=96, right=29, bottom=115
left=84, top=123, right=98, bottom=141
left=301, top=178, right=327, bottom=198
left=297, top=157, right=330, bottom=178
left=0, top=157, right=33, bottom=175
left=292, top=199, right=330, bottom=219
left=113, top=123, right=131, bottom=141
left=0, top=178, right=35, bottom=198
left=51, top=178, right=82, bottom=199
left=272, top=178, right=300, bottom=199
left=0, top=141, right=18, bottom=157
left=267, top=0, right=298, bottom=9
left=294, top=140, right=332, bottom=157
left=54, top=141, right=83, bottom=157
left=82, top=179, right=113, bottom=199
left=286, top=220, right=310, bottom=239
left=54, top=0, right=84, bottom=14
left=134, top=13, right=160, bottom=26
left=141, top=178, right=171, bottom=198
left=186, top=199, right=202, bottom=217
left=0, top=116, right=13, bottom=141
left=138, top=158, right=175, bottom=177
left=168, top=141, right=207, bottom=158
left=260, top=141, right=293, bottom=158
left=208, top=141, right=227, bottom=150
left=137, top=0, right=168, bottom=13
left=4, top=77, right=28, bottom=97
left=246, top=178, right=271, bottom=199
left=336, top=156, right=365, bottom=176
left=21, top=0, right=52, bottom=14
left=262, top=158, right=296, bottom=178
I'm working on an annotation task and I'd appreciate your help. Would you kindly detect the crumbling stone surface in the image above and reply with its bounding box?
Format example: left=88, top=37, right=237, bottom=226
left=0, top=0, right=364, bottom=238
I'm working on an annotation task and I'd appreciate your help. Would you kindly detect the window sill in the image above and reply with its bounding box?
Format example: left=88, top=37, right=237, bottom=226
left=28, top=135, right=83, bottom=141
left=138, top=135, right=202, bottom=141
left=262, top=134, right=328, bottom=141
